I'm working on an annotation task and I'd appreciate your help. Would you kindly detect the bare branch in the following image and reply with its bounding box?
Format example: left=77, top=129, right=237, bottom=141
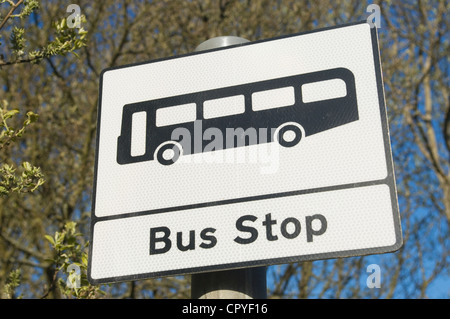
left=0, top=0, right=24, bottom=31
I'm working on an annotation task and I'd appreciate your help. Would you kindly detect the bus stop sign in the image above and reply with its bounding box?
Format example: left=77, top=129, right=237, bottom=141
left=88, top=22, right=402, bottom=284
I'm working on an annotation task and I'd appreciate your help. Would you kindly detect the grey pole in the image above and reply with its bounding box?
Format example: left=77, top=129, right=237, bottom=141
left=194, top=36, right=250, bottom=52
left=190, top=36, right=267, bottom=299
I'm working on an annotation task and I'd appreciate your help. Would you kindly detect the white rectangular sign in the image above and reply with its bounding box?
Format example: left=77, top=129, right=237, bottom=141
left=88, top=22, right=402, bottom=284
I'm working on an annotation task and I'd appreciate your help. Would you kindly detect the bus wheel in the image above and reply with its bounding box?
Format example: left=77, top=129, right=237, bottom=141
left=276, top=123, right=303, bottom=148
left=156, top=142, right=181, bottom=165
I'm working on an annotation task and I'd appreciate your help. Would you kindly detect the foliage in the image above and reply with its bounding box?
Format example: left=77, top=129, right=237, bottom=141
left=43, top=221, right=102, bottom=299
left=0, top=0, right=91, bottom=298
left=27, top=16, right=88, bottom=63
left=0, top=101, right=43, bottom=196
left=0, top=161, right=44, bottom=196
left=0, top=1, right=87, bottom=194
left=2, top=269, right=21, bottom=299
left=0, top=101, right=38, bottom=151
left=1, top=0, right=88, bottom=65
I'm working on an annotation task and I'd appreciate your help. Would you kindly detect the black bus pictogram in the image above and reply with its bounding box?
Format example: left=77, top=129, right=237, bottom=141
left=117, top=67, right=358, bottom=165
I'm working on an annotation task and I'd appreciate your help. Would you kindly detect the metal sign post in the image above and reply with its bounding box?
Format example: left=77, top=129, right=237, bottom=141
left=191, top=36, right=266, bottom=299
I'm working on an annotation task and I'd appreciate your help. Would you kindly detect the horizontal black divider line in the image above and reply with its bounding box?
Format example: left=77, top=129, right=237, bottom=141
left=92, top=178, right=392, bottom=224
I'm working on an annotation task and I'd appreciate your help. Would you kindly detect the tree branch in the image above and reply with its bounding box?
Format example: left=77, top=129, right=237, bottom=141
left=0, top=56, right=42, bottom=67
left=0, top=0, right=24, bottom=31
left=0, top=231, right=46, bottom=261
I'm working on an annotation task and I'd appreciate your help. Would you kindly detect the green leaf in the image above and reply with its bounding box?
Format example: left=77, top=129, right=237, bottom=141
left=22, top=161, right=32, bottom=172
left=44, top=235, right=55, bottom=246
left=81, top=254, right=88, bottom=266
left=24, top=112, right=39, bottom=125
left=3, top=109, right=19, bottom=120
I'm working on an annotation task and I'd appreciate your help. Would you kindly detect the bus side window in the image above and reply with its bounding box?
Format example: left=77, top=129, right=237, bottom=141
left=130, top=111, right=147, bottom=157
left=301, top=78, right=347, bottom=103
left=252, top=86, right=295, bottom=111
left=155, top=103, right=197, bottom=127
left=203, top=95, right=245, bottom=119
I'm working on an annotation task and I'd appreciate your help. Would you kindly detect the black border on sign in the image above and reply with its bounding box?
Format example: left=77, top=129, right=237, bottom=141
left=88, top=21, right=403, bottom=285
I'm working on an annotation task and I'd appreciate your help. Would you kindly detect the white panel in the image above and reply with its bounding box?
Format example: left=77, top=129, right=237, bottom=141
left=90, top=184, right=396, bottom=280
left=252, top=86, right=295, bottom=111
left=130, top=111, right=146, bottom=157
left=155, top=103, right=196, bottom=127
left=96, top=23, right=388, bottom=219
left=203, top=95, right=245, bottom=119
left=301, top=78, right=347, bottom=103
left=97, top=23, right=388, bottom=218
